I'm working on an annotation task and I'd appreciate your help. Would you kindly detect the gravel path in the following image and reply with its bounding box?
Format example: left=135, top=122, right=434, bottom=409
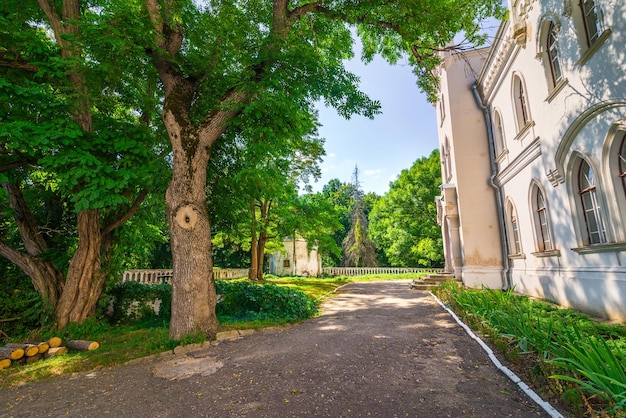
left=0, top=281, right=558, bottom=417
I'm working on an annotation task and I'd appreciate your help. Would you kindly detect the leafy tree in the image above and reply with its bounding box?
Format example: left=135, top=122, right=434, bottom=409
left=5, top=0, right=504, bottom=338
left=207, top=108, right=326, bottom=281
left=342, top=166, right=377, bottom=267
left=0, top=0, right=167, bottom=329
left=369, top=149, right=443, bottom=267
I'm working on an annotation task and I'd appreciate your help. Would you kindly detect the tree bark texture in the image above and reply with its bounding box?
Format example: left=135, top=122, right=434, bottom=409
left=165, top=124, right=219, bottom=340
left=54, top=210, right=106, bottom=328
left=248, top=201, right=259, bottom=281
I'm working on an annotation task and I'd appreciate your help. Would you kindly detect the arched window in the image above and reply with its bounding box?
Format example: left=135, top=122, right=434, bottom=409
left=580, top=0, right=602, bottom=47
left=532, top=186, right=553, bottom=251
left=513, top=75, right=530, bottom=132
left=507, top=201, right=522, bottom=255
left=547, top=22, right=563, bottom=86
left=493, top=110, right=505, bottom=156
left=578, top=159, right=607, bottom=244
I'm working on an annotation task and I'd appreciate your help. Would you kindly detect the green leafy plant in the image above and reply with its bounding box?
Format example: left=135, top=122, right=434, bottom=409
left=549, top=326, right=626, bottom=415
left=216, top=280, right=318, bottom=323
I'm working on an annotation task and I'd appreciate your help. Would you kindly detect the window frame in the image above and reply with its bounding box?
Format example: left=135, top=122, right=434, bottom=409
left=512, top=74, right=531, bottom=133
left=580, top=0, right=602, bottom=47
left=506, top=200, right=523, bottom=256
left=531, top=185, right=554, bottom=252
left=492, top=109, right=506, bottom=158
left=577, top=158, right=607, bottom=245
left=547, top=22, right=563, bottom=87
left=619, top=132, right=626, bottom=197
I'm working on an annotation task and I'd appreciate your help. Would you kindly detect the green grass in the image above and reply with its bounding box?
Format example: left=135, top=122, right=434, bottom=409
left=0, top=324, right=175, bottom=388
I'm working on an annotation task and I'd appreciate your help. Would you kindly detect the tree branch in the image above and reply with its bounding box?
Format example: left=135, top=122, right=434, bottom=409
left=0, top=54, right=39, bottom=72
left=101, top=189, right=149, bottom=236
left=1, top=182, right=49, bottom=256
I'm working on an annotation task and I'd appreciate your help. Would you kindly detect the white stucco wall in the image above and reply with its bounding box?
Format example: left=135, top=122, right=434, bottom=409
left=268, top=239, right=321, bottom=277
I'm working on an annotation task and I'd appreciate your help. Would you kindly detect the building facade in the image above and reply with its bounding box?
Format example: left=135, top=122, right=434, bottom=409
left=436, top=0, right=626, bottom=321
left=268, top=238, right=321, bottom=277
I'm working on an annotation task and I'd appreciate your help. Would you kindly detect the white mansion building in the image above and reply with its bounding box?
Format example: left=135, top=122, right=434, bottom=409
left=436, top=0, right=626, bottom=321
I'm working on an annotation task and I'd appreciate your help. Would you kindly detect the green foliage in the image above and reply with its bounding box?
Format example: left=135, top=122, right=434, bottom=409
left=435, top=282, right=626, bottom=416
left=61, top=317, right=111, bottom=341
left=0, top=267, right=52, bottom=340
left=549, top=329, right=626, bottom=415
left=106, top=280, right=318, bottom=326
left=369, top=150, right=443, bottom=267
left=216, top=280, right=318, bottom=323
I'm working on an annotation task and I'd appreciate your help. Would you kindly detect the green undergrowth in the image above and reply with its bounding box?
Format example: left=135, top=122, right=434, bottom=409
left=434, top=281, right=626, bottom=417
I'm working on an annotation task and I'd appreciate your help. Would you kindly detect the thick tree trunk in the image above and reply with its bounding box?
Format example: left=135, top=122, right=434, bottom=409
left=54, top=210, right=106, bottom=329
left=248, top=201, right=259, bottom=281
left=165, top=120, right=219, bottom=340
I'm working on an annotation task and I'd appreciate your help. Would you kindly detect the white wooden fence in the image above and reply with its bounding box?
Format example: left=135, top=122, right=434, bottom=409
left=121, top=268, right=249, bottom=284
left=121, top=267, right=443, bottom=285
left=322, top=267, right=443, bottom=276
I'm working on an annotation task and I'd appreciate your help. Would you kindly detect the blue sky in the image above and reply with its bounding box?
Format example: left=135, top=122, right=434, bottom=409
left=310, top=51, right=439, bottom=196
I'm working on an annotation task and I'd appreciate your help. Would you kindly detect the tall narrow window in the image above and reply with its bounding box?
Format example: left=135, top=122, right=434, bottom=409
left=535, top=189, right=553, bottom=251
left=578, top=159, right=607, bottom=244
left=493, top=110, right=505, bottom=156
left=547, top=22, right=563, bottom=85
left=580, top=0, right=602, bottom=46
left=617, top=132, right=626, bottom=197
left=442, top=137, right=452, bottom=182
left=513, top=75, right=530, bottom=131
left=507, top=201, right=522, bottom=255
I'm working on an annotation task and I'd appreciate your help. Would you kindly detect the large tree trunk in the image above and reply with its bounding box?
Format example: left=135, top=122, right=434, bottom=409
left=248, top=201, right=259, bottom=281
left=254, top=200, right=271, bottom=280
left=160, top=80, right=220, bottom=338
left=54, top=210, right=106, bottom=328
left=166, top=126, right=219, bottom=340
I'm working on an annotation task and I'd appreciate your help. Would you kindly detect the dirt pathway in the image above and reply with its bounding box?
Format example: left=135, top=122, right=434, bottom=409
left=1, top=281, right=558, bottom=417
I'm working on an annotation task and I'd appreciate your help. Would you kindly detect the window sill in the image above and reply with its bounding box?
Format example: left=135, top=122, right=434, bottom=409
left=532, top=249, right=561, bottom=258
left=545, top=78, right=568, bottom=103
left=577, top=29, right=612, bottom=66
left=514, top=120, right=535, bottom=141
left=508, top=253, right=526, bottom=259
left=571, top=242, right=626, bottom=254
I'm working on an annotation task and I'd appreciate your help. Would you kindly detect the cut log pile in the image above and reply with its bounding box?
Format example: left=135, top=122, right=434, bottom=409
left=0, top=338, right=99, bottom=370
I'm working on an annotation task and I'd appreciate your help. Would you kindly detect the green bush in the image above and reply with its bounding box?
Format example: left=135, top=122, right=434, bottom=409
left=107, top=280, right=318, bottom=326
left=216, top=280, right=318, bottom=323
left=0, top=270, right=53, bottom=340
